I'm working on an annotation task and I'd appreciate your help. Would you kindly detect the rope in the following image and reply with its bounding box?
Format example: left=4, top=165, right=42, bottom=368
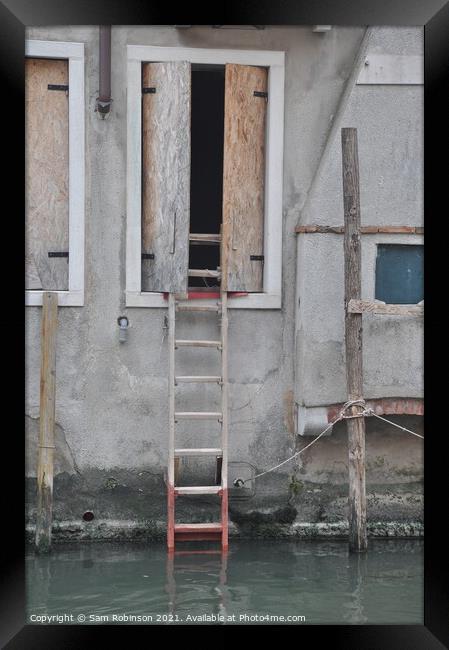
left=364, top=409, right=424, bottom=439
left=234, top=399, right=363, bottom=486
left=234, top=398, right=423, bottom=487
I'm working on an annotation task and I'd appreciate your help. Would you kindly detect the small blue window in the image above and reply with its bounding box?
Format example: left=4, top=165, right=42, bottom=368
left=375, top=244, right=423, bottom=304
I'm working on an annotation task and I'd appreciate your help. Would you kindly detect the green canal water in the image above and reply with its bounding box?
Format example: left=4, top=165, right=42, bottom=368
left=26, top=539, right=423, bottom=625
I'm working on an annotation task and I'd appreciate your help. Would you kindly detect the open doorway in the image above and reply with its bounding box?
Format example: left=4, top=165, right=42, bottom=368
left=189, top=64, right=225, bottom=289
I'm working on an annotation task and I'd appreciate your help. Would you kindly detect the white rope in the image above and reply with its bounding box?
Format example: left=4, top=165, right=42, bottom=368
left=235, top=399, right=363, bottom=486
left=364, top=409, right=424, bottom=439
left=234, top=399, right=423, bottom=487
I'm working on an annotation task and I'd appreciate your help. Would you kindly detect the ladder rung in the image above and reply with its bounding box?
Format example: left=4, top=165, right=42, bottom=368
left=176, top=304, right=220, bottom=313
left=173, top=550, right=223, bottom=557
left=188, top=269, right=221, bottom=278
left=175, top=532, right=222, bottom=541
left=175, top=375, right=222, bottom=384
left=174, top=523, right=222, bottom=533
left=175, top=412, right=222, bottom=420
left=175, top=486, right=221, bottom=495
left=175, top=339, right=221, bottom=348
left=175, top=448, right=222, bottom=457
left=189, top=234, right=221, bottom=244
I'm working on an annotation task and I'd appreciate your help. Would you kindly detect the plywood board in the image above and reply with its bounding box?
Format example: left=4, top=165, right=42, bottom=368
left=25, top=58, right=69, bottom=290
left=142, top=61, right=191, bottom=293
left=222, top=64, right=267, bottom=292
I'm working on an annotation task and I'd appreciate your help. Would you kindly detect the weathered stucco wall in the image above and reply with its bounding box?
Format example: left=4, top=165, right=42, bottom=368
left=25, top=25, right=423, bottom=539
left=296, top=27, right=423, bottom=410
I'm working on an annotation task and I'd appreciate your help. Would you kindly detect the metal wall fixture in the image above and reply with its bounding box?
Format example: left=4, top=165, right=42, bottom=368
left=118, top=316, right=129, bottom=343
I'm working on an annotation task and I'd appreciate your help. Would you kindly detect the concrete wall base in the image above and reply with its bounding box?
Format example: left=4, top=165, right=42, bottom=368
left=25, top=519, right=423, bottom=544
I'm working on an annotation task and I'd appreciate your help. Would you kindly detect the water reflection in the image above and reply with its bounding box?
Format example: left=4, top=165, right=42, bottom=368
left=166, top=550, right=229, bottom=622
left=344, top=553, right=368, bottom=624
left=26, top=539, right=423, bottom=625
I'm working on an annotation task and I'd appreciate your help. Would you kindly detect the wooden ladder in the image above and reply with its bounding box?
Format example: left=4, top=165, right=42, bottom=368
left=167, top=280, right=229, bottom=552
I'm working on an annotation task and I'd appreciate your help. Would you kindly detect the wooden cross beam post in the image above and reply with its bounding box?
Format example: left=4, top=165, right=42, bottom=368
left=35, top=291, right=58, bottom=553
left=341, top=128, right=367, bottom=552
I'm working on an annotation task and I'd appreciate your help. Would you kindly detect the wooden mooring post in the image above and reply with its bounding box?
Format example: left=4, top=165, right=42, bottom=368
left=35, top=292, right=58, bottom=553
left=341, top=128, right=367, bottom=552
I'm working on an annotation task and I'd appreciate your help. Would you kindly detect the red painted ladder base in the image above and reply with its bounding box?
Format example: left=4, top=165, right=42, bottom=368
left=175, top=523, right=222, bottom=543
left=167, top=485, right=229, bottom=550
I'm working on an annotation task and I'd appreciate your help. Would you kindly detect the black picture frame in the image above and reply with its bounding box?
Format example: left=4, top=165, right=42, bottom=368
left=1, top=0, right=447, bottom=647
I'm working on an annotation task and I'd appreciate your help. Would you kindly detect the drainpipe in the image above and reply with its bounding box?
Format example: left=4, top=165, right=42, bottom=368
left=96, top=25, right=112, bottom=117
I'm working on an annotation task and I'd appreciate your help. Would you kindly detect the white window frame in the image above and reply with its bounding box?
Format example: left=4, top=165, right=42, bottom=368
left=25, top=40, right=85, bottom=307
left=126, top=45, right=285, bottom=309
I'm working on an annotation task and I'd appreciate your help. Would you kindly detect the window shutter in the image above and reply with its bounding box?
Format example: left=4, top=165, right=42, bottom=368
left=221, top=64, right=268, bottom=292
left=142, top=61, right=191, bottom=293
left=25, top=58, right=69, bottom=290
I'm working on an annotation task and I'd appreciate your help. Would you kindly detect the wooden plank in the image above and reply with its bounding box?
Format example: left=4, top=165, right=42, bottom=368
left=187, top=269, right=221, bottom=278
left=222, top=64, right=267, bottom=291
left=35, top=292, right=58, bottom=553
left=296, top=225, right=345, bottom=234
left=174, top=457, right=180, bottom=486
left=220, top=288, right=229, bottom=550
left=175, top=339, right=221, bottom=348
left=348, top=299, right=424, bottom=316
left=26, top=59, right=69, bottom=291
left=376, top=226, right=419, bottom=234
left=175, top=486, right=221, bottom=495
left=142, top=61, right=190, bottom=292
left=189, top=233, right=221, bottom=243
left=174, top=533, right=222, bottom=541
left=175, top=412, right=222, bottom=420
left=361, top=226, right=381, bottom=234
left=167, top=294, right=175, bottom=550
left=295, top=225, right=424, bottom=234
left=175, top=375, right=221, bottom=383
left=174, top=448, right=223, bottom=457
left=174, top=523, right=222, bottom=532
left=342, top=128, right=367, bottom=553
left=176, top=304, right=220, bottom=312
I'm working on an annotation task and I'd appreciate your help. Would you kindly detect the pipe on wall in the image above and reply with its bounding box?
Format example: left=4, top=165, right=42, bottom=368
left=96, top=25, right=111, bottom=117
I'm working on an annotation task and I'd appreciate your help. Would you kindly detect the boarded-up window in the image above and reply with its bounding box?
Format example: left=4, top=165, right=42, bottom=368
left=141, top=61, right=191, bottom=293
left=140, top=60, right=267, bottom=294
left=25, top=58, right=69, bottom=290
left=375, top=244, right=424, bottom=304
left=221, top=64, right=267, bottom=292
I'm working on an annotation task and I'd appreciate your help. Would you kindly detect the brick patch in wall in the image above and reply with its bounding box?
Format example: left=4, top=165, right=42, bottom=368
left=327, top=397, right=424, bottom=423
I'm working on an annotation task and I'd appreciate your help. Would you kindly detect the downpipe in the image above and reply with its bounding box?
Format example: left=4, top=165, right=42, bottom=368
left=96, top=25, right=112, bottom=117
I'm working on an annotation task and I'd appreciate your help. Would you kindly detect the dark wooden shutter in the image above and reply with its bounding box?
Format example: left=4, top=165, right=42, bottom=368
left=221, top=64, right=267, bottom=292
left=25, top=58, right=69, bottom=290
left=141, top=61, right=191, bottom=293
